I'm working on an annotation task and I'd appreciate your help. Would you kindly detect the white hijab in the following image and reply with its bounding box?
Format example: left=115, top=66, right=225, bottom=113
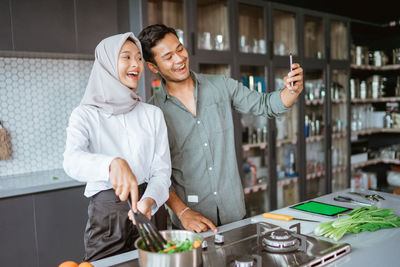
left=81, top=32, right=143, bottom=115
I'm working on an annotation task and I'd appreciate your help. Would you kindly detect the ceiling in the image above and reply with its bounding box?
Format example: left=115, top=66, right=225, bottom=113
left=269, top=0, right=399, bottom=25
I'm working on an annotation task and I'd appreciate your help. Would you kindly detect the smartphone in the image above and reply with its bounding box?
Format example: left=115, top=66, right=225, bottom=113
left=289, top=53, right=294, bottom=94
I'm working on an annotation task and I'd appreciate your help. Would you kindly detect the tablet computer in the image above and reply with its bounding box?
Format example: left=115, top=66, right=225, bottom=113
left=290, top=201, right=352, bottom=216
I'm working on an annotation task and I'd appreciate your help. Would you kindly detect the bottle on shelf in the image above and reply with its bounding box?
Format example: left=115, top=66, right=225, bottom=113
left=384, top=110, right=393, bottom=128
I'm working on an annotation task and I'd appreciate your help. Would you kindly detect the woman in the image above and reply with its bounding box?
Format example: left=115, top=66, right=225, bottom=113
left=63, top=32, right=171, bottom=261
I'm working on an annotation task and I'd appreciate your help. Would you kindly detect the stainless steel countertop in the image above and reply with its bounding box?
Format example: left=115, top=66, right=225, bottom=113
left=0, top=168, right=84, bottom=198
left=92, top=189, right=400, bottom=267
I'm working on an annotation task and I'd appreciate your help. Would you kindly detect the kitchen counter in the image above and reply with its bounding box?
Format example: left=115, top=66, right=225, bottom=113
left=0, top=168, right=84, bottom=198
left=91, top=189, right=400, bottom=267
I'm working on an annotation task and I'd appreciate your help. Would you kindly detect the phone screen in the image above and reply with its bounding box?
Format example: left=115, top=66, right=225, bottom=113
left=290, top=201, right=352, bottom=216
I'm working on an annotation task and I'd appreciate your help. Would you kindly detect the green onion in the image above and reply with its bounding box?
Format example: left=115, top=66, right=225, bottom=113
left=314, top=206, right=400, bottom=241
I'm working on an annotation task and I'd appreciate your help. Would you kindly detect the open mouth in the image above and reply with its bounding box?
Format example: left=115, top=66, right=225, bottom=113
left=174, top=63, right=186, bottom=73
left=127, top=71, right=139, bottom=79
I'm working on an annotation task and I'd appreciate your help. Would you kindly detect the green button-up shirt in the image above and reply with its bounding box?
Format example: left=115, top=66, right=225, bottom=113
left=148, top=71, right=288, bottom=227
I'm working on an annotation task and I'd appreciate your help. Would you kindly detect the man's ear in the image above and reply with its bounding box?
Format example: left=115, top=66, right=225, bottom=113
left=146, top=62, right=159, bottom=74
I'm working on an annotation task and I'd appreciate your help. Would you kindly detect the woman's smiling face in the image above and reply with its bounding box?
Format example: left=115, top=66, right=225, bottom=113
left=118, top=40, right=144, bottom=89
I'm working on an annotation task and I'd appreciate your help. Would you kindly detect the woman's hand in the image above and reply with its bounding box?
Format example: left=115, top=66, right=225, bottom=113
left=109, top=158, right=139, bottom=211
left=128, top=197, right=155, bottom=223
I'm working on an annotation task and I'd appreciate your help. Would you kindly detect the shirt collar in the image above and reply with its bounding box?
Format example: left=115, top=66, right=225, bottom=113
left=158, top=71, right=199, bottom=103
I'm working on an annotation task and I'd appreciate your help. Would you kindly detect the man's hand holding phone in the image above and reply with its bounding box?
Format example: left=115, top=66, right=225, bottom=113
left=281, top=54, right=304, bottom=107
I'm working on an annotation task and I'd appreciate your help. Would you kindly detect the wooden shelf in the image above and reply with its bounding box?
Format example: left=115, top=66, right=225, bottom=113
left=352, top=128, right=400, bottom=136
left=243, top=182, right=267, bottom=195
left=351, top=97, right=400, bottom=103
left=276, top=138, right=297, bottom=147
left=277, top=176, right=298, bottom=187
left=306, top=99, right=324, bottom=105
left=332, top=166, right=347, bottom=174
left=306, top=135, right=324, bottom=143
left=245, top=134, right=345, bottom=149
left=332, top=132, right=347, bottom=139
left=350, top=64, right=400, bottom=71
left=306, top=171, right=325, bottom=180
left=332, top=99, right=347, bottom=104
left=242, top=142, right=267, bottom=151
left=244, top=176, right=300, bottom=195
left=351, top=158, right=400, bottom=169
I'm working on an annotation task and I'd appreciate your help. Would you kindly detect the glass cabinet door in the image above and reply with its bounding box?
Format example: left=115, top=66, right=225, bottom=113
left=238, top=3, right=266, bottom=54
left=197, top=0, right=229, bottom=51
left=273, top=10, right=297, bottom=56
left=331, top=69, right=349, bottom=191
left=331, top=20, right=348, bottom=60
left=147, top=0, right=185, bottom=95
left=275, top=68, right=299, bottom=208
left=147, top=0, right=185, bottom=42
left=304, top=15, right=324, bottom=59
left=240, top=65, right=269, bottom=216
left=199, top=64, right=231, bottom=76
left=304, top=69, right=326, bottom=199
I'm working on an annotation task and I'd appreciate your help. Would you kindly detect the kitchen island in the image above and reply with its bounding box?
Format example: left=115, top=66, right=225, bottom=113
left=91, top=189, right=400, bottom=267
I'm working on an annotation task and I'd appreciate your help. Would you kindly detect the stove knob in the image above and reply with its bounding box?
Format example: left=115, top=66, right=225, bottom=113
left=234, top=257, right=254, bottom=267
left=214, top=234, right=224, bottom=244
left=201, top=240, right=208, bottom=249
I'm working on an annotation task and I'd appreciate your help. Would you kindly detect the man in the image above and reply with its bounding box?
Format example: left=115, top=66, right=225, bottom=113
left=138, top=24, right=303, bottom=233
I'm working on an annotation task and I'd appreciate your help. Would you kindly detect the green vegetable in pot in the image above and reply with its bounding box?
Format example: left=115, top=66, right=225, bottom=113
left=139, top=238, right=202, bottom=253
left=314, top=206, right=400, bottom=241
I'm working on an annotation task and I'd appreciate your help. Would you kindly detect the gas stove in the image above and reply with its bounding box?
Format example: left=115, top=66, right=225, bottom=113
left=201, top=222, right=351, bottom=267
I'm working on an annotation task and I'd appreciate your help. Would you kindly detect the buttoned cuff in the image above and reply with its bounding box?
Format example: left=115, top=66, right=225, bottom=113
left=274, top=88, right=290, bottom=112
left=99, top=156, right=117, bottom=182
left=141, top=184, right=167, bottom=215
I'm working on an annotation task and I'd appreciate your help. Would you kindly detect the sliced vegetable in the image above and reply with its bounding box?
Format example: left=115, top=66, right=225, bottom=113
left=192, top=240, right=202, bottom=248
left=140, top=237, right=202, bottom=254
left=314, top=206, right=400, bottom=241
left=163, top=246, right=177, bottom=253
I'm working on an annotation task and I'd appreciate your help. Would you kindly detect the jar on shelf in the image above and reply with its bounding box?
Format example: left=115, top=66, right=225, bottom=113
left=360, top=80, right=367, bottom=99
left=393, top=48, right=400, bottom=64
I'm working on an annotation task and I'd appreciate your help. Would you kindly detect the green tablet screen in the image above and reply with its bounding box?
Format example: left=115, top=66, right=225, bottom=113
left=290, top=201, right=351, bottom=216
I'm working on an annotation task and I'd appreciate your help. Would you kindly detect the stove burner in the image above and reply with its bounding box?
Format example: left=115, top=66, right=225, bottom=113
left=262, top=229, right=300, bottom=253
left=234, top=255, right=254, bottom=267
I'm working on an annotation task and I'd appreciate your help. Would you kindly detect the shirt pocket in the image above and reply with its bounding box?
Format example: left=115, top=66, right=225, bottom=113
left=203, top=102, right=229, bottom=134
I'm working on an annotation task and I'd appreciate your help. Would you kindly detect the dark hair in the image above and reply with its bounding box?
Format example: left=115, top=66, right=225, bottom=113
left=138, top=24, right=178, bottom=64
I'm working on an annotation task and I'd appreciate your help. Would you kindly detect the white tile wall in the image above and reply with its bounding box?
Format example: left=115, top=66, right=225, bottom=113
left=0, top=57, right=93, bottom=176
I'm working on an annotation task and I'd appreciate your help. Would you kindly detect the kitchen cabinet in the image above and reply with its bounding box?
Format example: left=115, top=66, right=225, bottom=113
left=75, top=0, right=120, bottom=54
left=197, top=0, right=230, bottom=52
left=1, top=0, right=126, bottom=55
left=34, top=186, right=88, bottom=266
left=304, top=67, right=327, bottom=199
left=0, top=185, right=88, bottom=266
left=0, top=195, right=37, bottom=267
left=349, top=22, right=400, bottom=192
left=11, top=0, right=76, bottom=53
left=330, top=68, right=350, bottom=192
left=0, top=0, right=13, bottom=50
left=138, top=0, right=352, bottom=211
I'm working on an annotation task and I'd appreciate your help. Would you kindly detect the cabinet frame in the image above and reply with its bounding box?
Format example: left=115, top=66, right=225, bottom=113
left=138, top=0, right=352, bottom=210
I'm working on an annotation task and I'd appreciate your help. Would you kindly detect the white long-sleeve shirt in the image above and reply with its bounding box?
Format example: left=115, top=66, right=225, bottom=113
left=63, top=102, right=171, bottom=214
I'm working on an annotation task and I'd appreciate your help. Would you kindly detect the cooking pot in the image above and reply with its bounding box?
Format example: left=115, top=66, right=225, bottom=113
left=134, top=230, right=203, bottom=267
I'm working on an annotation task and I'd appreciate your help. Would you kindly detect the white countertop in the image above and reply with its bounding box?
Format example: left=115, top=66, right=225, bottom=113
left=92, top=189, right=400, bottom=267
left=0, top=168, right=84, bottom=198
